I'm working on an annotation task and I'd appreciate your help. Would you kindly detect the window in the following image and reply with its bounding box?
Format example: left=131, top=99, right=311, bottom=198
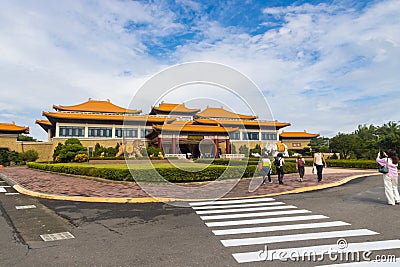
left=59, top=126, right=85, bottom=137
left=243, top=132, right=259, bottom=140
left=140, top=129, right=152, bottom=138
left=116, top=128, right=138, bottom=138
left=292, top=143, right=302, bottom=147
left=230, top=132, right=240, bottom=140
left=261, top=132, right=277, bottom=140
left=88, top=127, right=112, bottom=138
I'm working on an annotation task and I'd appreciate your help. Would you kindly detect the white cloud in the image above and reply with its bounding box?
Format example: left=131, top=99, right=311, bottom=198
left=0, top=0, right=399, bottom=141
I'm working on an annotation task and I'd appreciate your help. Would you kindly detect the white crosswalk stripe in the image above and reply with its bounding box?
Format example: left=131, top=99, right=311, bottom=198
left=212, top=221, right=350, bottom=236
left=192, top=201, right=285, bottom=210
left=189, top=197, right=400, bottom=264
left=195, top=204, right=297, bottom=215
left=200, top=209, right=311, bottom=220
left=189, top=197, right=275, bottom=206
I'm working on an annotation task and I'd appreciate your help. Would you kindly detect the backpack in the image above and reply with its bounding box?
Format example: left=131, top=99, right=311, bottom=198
left=297, top=159, right=304, bottom=167
left=274, top=158, right=281, bottom=167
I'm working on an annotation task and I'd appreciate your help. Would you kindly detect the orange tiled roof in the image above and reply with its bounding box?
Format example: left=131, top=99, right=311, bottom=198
left=152, top=102, right=200, bottom=113
left=195, top=118, right=291, bottom=128
left=43, top=112, right=175, bottom=123
left=0, top=122, right=29, bottom=134
left=196, top=107, right=258, bottom=120
left=153, top=123, right=238, bottom=133
left=53, top=99, right=141, bottom=114
left=35, top=119, right=53, bottom=131
left=280, top=131, right=320, bottom=138
left=35, top=119, right=52, bottom=126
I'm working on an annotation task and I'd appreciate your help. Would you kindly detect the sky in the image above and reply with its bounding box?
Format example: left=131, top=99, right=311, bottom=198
left=0, top=0, right=399, bottom=141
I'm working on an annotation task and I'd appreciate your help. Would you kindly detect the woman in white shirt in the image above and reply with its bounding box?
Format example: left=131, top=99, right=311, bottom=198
left=313, top=148, right=326, bottom=182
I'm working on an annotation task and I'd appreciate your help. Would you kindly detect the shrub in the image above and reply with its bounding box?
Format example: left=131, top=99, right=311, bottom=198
left=74, top=153, right=88, bottom=163
left=8, top=151, right=22, bottom=164
left=21, top=150, right=39, bottom=162
left=238, top=145, right=249, bottom=156
left=0, top=150, right=10, bottom=166
left=94, top=143, right=119, bottom=157
left=146, top=146, right=164, bottom=158
left=53, top=138, right=87, bottom=163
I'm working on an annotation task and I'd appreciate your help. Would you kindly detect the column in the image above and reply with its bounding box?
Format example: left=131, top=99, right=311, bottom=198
left=214, top=138, right=219, bottom=157
left=158, top=137, right=162, bottom=149
left=226, top=138, right=231, bottom=154
left=172, top=136, right=176, bottom=154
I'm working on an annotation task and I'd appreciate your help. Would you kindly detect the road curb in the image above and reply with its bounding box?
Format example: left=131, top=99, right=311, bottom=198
left=3, top=172, right=377, bottom=203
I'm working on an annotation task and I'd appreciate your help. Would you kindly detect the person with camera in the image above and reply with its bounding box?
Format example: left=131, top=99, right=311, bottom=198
left=376, top=149, right=400, bottom=205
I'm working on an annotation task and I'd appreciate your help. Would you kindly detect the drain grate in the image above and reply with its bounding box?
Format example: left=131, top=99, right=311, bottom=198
left=40, top=232, right=75, bottom=242
left=15, top=205, right=37, bottom=210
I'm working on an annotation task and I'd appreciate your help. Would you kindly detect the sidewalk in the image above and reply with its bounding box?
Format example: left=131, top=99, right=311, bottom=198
left=0, top=166, right=376, bottom=203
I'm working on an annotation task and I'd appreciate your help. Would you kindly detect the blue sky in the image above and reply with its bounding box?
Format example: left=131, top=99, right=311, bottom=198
left=0, top=0, right=399, bottom=141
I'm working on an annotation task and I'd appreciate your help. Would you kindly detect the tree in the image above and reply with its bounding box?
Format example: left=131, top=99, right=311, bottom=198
left=17, top=135, right=37, bottom=142
left=308, top=137, right=330, bottom=153
left=53, top=138, right=87, bottom=162
left=330, top=133, right=361, bottom=159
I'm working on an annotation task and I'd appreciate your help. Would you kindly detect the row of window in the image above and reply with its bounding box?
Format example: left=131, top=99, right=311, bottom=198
left=230, top=132, right=277, bottom=141
left=59, top=126, right=151, bottom=138
left=59, top=126, right=277, bottom=141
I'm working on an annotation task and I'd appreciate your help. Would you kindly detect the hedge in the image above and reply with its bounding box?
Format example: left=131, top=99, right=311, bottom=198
left=325, top=159, right=378, bottom=169
left=27, top=162, right=298, bottom=182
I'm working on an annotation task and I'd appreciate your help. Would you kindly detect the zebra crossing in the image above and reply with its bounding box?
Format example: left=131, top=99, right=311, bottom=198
left=189, top=197, right=400, bottom=265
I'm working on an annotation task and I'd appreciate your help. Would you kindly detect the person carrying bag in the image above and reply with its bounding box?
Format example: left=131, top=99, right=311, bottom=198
left=376, top=150, right=400, bottom=205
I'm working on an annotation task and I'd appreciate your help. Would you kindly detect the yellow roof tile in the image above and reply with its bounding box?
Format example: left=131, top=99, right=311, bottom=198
left=196, top=107, right=258, bottom=120
left=152, top=102, right=200, bottom=113
left=43, top=112, right=175, bottom=123
left=0, top=122, right=29, bottom=134
left=280, top=131, right=320, bottom=138
left=53, top=98, right=141, bottom=114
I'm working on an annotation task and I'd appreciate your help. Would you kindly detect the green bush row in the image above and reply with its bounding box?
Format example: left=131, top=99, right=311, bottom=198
left=325, top=159, right=378, bottom=169
left=27, top=162, right=298, bottom=182
left=194, top=159, right=259, bottom=166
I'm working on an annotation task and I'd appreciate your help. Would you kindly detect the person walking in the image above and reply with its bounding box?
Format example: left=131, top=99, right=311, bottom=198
left=260, top=153, right=272, bottom=185
left=275, top=152, right=285, bottom=184
left=313, top=148, right=326, bottom=182
left=296, top=154, right=305, bottom=182
left=376, top=150, right=400, bottom=206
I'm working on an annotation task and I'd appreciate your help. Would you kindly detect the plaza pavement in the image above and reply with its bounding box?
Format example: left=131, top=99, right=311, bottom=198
left=0, top=166, right=377, bottom=203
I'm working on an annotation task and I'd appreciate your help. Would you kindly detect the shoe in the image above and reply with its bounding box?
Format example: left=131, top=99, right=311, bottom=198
left=269, top=181, right=273, bottom=184
left=279, top=182, right=284, bottom=185
left=262, top=182, right=266, bottom=185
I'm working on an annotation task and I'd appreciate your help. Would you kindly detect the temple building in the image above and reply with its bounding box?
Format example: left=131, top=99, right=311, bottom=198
left=279, top=130, right=320, bottom=151
left=33, top=99, right=291, bottom=159
left=0, top=121, right=30, bottom=151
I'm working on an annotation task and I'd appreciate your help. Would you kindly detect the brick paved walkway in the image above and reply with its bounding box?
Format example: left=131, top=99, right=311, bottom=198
left=0, top=166, right=376, bottom=201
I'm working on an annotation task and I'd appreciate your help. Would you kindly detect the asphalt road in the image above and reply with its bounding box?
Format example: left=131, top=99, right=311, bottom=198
left=1, top=174, right=400, bottom=266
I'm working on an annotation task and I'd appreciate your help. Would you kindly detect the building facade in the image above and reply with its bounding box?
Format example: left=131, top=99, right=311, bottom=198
left=279, top=130, right=320, bottom=151
left=34, top=99, right=291, bottom=159
left=2, top=99, right=320, bottom=161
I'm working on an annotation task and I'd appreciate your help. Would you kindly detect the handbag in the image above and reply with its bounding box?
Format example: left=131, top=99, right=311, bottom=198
left=378, top=159, right=389, bottom=174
